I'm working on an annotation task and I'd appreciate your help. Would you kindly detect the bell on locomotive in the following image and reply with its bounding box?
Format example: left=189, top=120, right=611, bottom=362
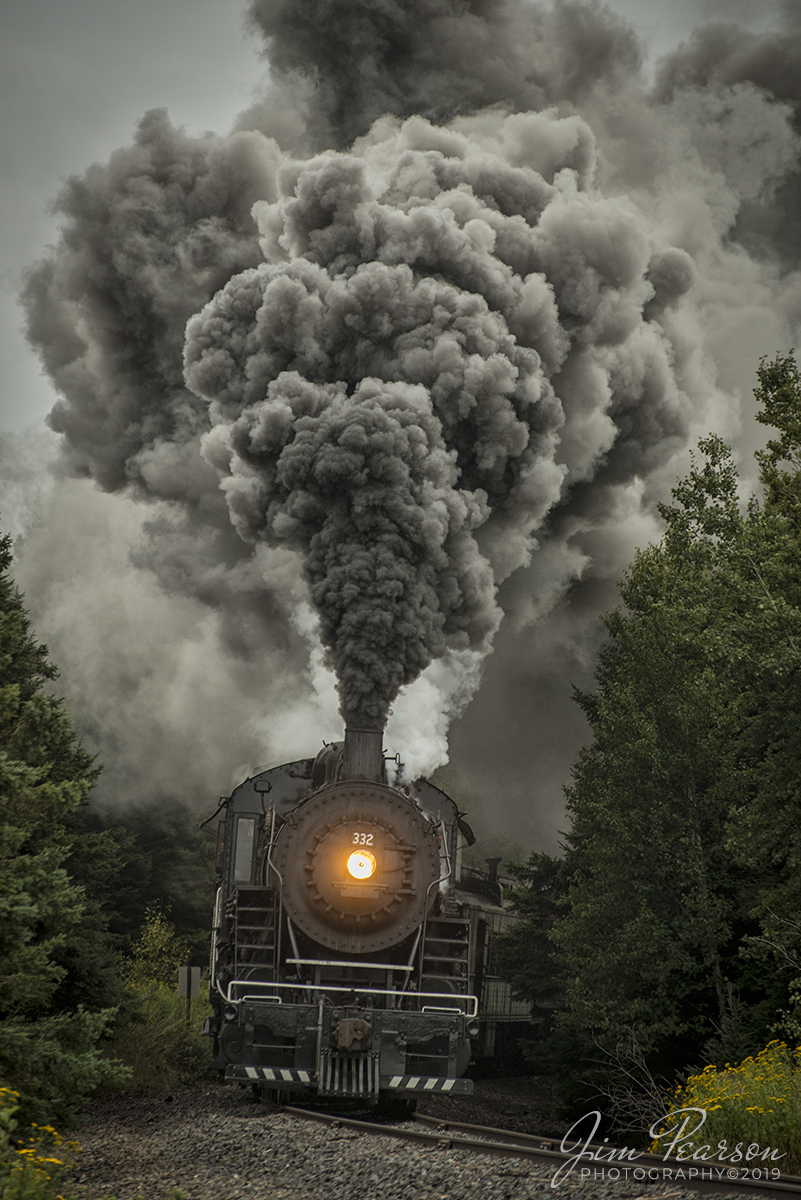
left=203, top=724, right=482, bottom=1103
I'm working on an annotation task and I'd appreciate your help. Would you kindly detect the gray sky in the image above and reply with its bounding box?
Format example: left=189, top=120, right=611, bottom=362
left=0, top=0, right=784, bottom=437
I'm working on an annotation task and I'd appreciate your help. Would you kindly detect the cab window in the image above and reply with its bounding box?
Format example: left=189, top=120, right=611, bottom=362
left=233, top=816, right=256, bottom=883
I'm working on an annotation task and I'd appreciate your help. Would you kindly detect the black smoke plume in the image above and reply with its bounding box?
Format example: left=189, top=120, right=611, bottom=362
left=13, top=0, right=801, bottom=844
left=240, top=0, right=643, bottom=149
left=654, top=6, right=801, bottom=267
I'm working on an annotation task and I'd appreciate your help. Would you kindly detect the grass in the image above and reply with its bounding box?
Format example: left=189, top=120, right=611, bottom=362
left=100, top=981, right=213, bottom=1093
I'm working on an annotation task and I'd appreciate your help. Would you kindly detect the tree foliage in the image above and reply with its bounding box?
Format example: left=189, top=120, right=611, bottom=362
left=501, top=351, right=801, bottom=1089
left=126, top=904, right=188, bottom=989
left=0, top=533, right=121, bottom=1124
left=495, top=853, right=569, bottom=1031
left=551, top=460, right=756, bottom=1062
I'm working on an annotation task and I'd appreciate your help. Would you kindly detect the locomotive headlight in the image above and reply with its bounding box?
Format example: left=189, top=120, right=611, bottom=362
left=347, top=849, right=377, bottom=879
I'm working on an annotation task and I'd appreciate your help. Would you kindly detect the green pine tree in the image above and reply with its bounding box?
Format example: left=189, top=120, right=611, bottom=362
left=0, top=531, right=121, bottom=1125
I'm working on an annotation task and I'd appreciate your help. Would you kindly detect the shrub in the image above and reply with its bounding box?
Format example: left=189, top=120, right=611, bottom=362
left=652, top=1041, right=801, bottom=1172
left=125, top=905, right=188, bottom=990
left=96, top=903, right=213, bottom=1093
left=0, top=1086, right=78, bottom=1200
left=101, top=980, right=212, bottom=1092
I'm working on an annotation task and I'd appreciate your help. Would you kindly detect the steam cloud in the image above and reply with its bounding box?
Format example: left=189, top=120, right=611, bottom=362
left=11, top=0, right=801, bottom=845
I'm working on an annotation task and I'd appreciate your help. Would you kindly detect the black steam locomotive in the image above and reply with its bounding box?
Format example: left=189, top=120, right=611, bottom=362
left=204, top=725, right=524, bottom=1103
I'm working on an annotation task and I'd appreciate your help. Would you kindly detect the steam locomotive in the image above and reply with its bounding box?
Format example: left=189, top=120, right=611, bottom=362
left=204, top=725, right=528, bottom=1103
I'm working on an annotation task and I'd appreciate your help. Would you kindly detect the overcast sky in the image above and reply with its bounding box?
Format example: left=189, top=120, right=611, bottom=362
left=0, top=0, right=785, bottom=437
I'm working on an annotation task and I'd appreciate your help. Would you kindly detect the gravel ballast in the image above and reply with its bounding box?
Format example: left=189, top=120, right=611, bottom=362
left=67, top=1083, right=760, bottom=1200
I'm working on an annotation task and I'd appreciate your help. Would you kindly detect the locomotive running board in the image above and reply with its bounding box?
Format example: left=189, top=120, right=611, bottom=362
left=382, top=1074, right=473, bottom=1094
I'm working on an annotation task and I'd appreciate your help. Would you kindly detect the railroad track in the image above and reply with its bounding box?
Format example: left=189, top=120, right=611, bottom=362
left=282, top=1105, right=801, bottom=1200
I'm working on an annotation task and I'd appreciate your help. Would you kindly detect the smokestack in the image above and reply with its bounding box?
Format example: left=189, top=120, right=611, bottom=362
left=342, top=725, right=385, bottom=782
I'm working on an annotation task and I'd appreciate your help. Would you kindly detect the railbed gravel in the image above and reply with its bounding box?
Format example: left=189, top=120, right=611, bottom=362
left=67, top=1082, right=755, bottom=1200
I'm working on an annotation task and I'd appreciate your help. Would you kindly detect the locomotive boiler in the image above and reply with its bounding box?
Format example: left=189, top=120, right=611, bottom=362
left=204, top=725, right=484, bottom=1102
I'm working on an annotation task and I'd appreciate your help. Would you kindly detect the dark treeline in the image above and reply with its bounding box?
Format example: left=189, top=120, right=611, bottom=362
left=0, top=530, right=118, bottom=1124
left=0, top=551, right=214, bottom=1125
left=499, top=351, right=801, bottom=1127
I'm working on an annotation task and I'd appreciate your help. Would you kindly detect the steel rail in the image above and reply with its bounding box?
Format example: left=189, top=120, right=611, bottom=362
left=279, top=1105, right=801, bottom=1199
left=413, top=1113, right=801, bottom=1199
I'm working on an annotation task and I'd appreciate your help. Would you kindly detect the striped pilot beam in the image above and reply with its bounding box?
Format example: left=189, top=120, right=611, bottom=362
left=233, top=1067, right=312, bottom=1083
left=226, top=1065, right=473, bottom=1094
left=384, top=1075, right=473, bottom=1093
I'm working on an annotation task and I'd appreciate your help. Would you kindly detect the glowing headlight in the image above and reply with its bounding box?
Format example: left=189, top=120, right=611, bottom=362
left=347, top=850, right=377, bottom=879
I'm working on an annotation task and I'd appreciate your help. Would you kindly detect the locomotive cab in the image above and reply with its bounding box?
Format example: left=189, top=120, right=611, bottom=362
left=205, top=728, right=477, bottom=1102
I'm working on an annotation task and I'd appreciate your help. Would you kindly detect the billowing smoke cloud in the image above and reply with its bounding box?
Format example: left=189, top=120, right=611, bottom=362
left=653, top=5, right=801, bottom=267
left=12, top=0, right=801, bottom=846
left=239, top=0, right=643, bottom=150
left=196, top=371, right=499, bottom=728
left=180, top=110, right=698, bottom=726
left=24, top=109, right=276, bottom=493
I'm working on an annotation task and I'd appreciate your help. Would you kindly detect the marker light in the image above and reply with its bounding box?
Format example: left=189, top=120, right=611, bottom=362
left=347, top=850, right=377, bottom=879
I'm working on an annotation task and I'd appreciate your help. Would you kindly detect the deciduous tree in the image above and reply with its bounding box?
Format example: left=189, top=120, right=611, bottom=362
left=504, top=353, right=801, bottom=1084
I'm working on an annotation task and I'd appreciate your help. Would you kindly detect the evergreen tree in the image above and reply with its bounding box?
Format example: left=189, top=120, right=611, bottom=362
left=0, top=532, right=120, bottom=1124
left=495, top=853, right=569, bottom=1034
left=726, top=353, right=801, bottom=1014
left=503, top=353, right=801, bottom=1086
left=549, top=482, right=751, bottom=1064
